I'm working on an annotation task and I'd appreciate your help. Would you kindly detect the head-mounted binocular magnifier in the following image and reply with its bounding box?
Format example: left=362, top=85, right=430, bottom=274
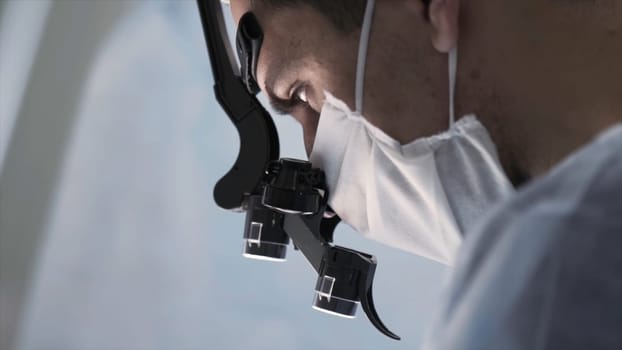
left=196, top=1, right=400, bottom=340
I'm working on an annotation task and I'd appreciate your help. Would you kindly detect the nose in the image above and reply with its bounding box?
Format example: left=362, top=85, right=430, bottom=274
left=303, top=133, right=314, bottom=158
left=294, top=108, right=320, bottom=158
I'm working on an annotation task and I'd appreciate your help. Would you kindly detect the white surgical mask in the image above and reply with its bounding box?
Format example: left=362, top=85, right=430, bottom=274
left=309, top=0, right=513, bottom=264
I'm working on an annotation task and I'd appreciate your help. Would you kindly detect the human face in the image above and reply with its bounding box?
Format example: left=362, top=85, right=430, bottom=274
left=230, top=1, right=456, bottom=157
left=231, top=0, right=360, bottom=155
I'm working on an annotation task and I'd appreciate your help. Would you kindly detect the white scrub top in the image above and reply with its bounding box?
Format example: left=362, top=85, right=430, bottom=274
left=423, top=123, right=622, bottom=350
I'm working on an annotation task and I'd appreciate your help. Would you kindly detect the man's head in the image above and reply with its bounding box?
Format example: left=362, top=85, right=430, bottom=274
left=229, top=0, right=622, bottom=183
left=230, top=0, right=456, bottom=156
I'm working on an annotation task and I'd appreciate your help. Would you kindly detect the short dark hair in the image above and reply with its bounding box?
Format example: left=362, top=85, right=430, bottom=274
left=257, top=0, right=367, bottom=33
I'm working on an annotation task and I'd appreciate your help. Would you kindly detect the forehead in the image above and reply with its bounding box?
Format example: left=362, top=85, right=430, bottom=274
left=230, top=0, right=311, bottom=27
left=229, top=0, right=253, bottom=25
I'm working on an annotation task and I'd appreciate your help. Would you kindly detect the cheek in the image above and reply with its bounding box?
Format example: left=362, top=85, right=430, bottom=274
left=309, top=71, right=356, bottom=113
left=300, top=50, right=357, bottom=113
left=307, top=42, right=358, bottom=111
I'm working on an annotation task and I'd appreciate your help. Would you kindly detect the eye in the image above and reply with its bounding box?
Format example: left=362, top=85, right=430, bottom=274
left=290, top=83, right=308, bottom=105
left=296, top=87, right=308, bottom=104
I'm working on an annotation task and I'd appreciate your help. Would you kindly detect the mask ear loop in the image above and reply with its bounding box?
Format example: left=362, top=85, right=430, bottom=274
left=355, top=0, right=376, bottom=114
left=448, top=46, right=458, bottom=126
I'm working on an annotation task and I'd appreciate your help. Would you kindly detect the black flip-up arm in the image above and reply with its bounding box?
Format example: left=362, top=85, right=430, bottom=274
left=196, top=0, right=279, bottom=210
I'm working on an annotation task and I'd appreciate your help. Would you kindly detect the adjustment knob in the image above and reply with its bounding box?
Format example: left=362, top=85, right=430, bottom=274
left=262, top=158, right=322, bottom=215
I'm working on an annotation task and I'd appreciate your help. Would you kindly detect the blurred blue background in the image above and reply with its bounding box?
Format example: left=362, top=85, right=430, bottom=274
left=0, top=1, right=448, bottom=349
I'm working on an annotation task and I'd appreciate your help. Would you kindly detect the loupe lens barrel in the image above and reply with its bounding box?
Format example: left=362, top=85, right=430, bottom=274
left=310, top=247, right=369, bottom=318
left=243, top=241, right=287, bottom=261
left=242, top=195, right=289, bottom=261
left=312, top=292, right=358, bottom=318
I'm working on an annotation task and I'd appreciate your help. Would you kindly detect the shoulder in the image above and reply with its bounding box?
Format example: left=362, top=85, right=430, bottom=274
left=425, top=125, right=622, bottom=350
left=476, top=123, right=622, bottom=251
left=457, top=124, right=622, bottom=284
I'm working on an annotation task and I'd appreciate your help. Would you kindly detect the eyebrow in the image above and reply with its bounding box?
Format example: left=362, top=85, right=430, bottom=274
left=263, top=62, right=298, bottom=115
left=266, top=90, right=299, bottom=115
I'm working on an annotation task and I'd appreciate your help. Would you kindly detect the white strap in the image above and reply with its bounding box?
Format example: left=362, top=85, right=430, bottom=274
left=448, top=46, right=458, bottom=126
left=355, top=0, right=375, bottom=114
